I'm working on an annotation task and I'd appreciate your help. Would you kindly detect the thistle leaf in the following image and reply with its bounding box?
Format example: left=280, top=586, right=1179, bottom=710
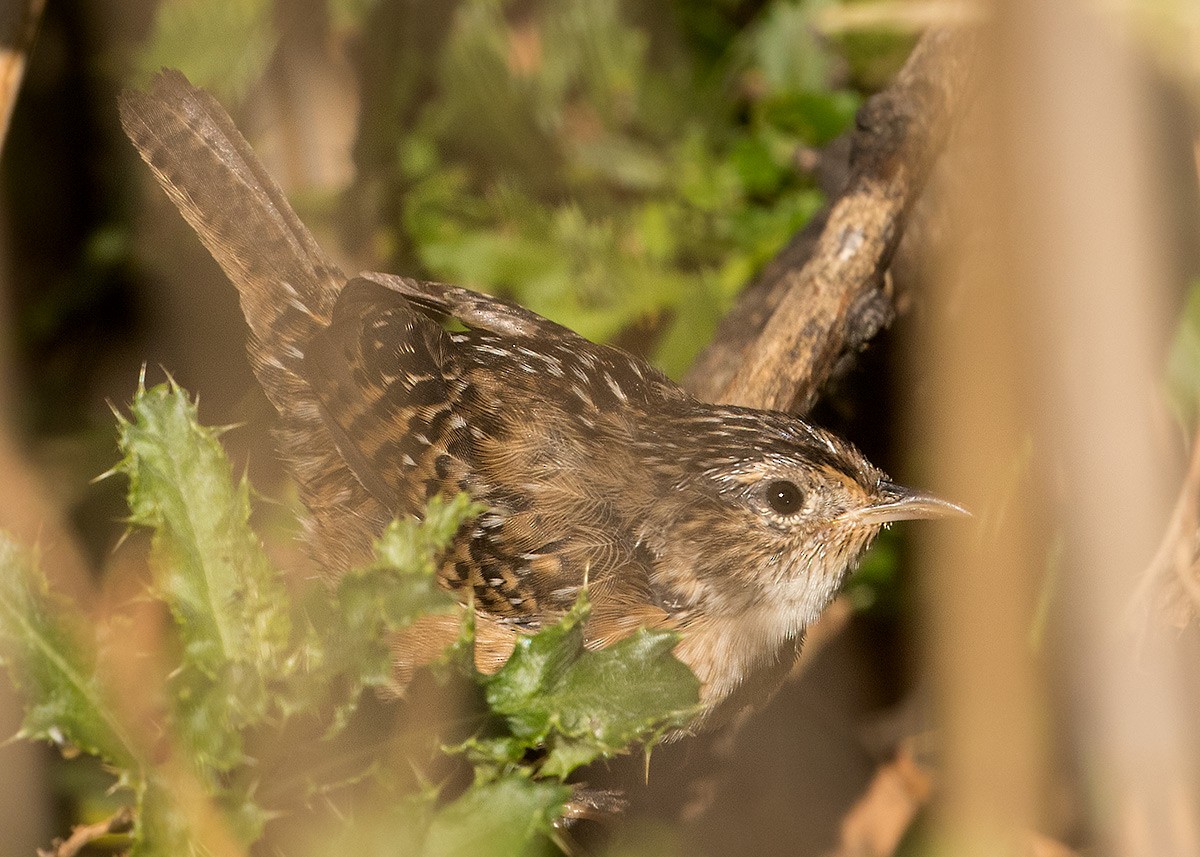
left=421, top=775, right=569, bottom=857
left=117, top=382, right=291, bottom=770
left=0, top=535, right=137, bottom=769
left=484, top=591, right=700, bottom=779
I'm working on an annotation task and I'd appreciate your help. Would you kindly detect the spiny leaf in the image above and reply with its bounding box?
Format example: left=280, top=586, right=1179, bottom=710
left=0, top=535, right=138, bottom=769
left=119, top=382, right=291, bottom=677
left=535, top=629, right=698, bottom=778
left=421, top=775, right=569, bottom=857
left=117, top=382, right=291, bottom=770
left=376, top=492, right=487, bottom=576
left=130, top=769, right=254, bottom=857
left=484, top=596, right=591, bottom=740
left=483, top=591, right=700, bottom=779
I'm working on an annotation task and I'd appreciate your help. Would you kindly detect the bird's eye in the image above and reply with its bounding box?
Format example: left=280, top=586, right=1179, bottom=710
left=765, top=480, right=804, bottom=516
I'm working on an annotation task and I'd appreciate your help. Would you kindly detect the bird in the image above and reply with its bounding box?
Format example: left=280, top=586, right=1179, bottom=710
left=118, top=69, right=963, bottom=731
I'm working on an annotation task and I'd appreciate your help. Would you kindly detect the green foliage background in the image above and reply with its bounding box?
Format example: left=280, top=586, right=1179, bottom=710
left=136, top=0, right=900, bottom=377
left=0, top=0, right=921, bottom=853
left=8, top=2, right=1200, bottom=854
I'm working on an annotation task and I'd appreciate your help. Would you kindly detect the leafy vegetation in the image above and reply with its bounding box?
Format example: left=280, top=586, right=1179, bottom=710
left=354, top=0, right=855, bottom=377
left=0, top=2, right=922, bottom=852
left=0, top=383, right=699, bottom=854
left=137, top=0, right=889, bottom=377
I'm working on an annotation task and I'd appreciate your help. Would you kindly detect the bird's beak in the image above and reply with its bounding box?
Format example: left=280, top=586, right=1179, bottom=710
left=839, top=481, right=970, bottom=526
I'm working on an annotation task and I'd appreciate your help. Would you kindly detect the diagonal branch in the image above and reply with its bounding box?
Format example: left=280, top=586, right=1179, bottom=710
left=36, top=806, right=134, bottom=857
left=670, top=30, right=976, bottom=852
left=684, top=29, right=973, bottom=413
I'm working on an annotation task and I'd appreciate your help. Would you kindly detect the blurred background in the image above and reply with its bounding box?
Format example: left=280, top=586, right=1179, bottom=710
left=2, top=1, right=1200, bottom=856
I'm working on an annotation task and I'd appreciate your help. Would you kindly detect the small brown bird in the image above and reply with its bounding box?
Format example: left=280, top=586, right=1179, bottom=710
left=119, top=70, right=961, bottom=730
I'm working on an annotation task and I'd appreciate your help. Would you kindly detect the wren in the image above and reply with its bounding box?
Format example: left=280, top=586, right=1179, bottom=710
left=119, top=70, right=962, bottom=730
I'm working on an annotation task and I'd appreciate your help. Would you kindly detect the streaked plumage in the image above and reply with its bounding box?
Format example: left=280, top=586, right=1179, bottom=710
left=120, top=70, right=961, bottom=729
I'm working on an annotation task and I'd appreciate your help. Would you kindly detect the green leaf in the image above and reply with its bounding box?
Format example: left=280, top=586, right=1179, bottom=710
left=760, top=90, right=861, bottom=146
left=485, top=598, right=590, bottom=742
left=118, top=381, right=291, bottom=681
left=119, top=382, right=291, bottom=679
left=421, top=775, right=569, bottom=857
left=456, top=734, right=530, bottom=770
left=729, top=135, right=788, bottom=197
left=0, top=535, right=138, bottom=769
left=536, top=629, right=699, bottom=778
left=117, top=381, right=292, bottom=771
left=748, top=0, right=835, bottom=95
left=484, top=592, right=700, bottom=779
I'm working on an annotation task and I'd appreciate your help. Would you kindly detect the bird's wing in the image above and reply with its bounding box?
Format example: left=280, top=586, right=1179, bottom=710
left=355, top=272, right=582, bottom=343
left=304, top=277, right=669, bottom=639
left=302, top=276, right=469, bottom=518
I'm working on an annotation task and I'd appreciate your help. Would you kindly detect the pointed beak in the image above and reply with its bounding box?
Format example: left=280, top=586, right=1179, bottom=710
left=839, top=481, right=970, bottom=526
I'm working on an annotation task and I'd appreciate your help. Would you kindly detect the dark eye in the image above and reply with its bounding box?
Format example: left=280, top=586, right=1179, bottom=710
left=765, top=480, right=804, bottom=515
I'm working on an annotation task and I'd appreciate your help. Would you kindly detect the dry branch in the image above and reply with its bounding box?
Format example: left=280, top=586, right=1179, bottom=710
left=825, top=747, right=1081, bottom=857
left=675, top=29, right=973, bottom=854
left=36, top=806, right=134, bottom=857
left=825, top=743, right=933, bottom=857
left=684, top=29, right=973, bottom=413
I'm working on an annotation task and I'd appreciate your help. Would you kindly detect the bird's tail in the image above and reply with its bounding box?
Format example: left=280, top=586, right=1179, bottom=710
left=118, top=69, right=341, bottom=411
left=119, top=70, right=386, bottom=573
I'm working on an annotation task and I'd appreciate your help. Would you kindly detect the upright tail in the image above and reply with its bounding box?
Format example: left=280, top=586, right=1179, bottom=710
left=118, top=69, right=341, bottom=402
left=119, top=70, right=387, bottom=572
